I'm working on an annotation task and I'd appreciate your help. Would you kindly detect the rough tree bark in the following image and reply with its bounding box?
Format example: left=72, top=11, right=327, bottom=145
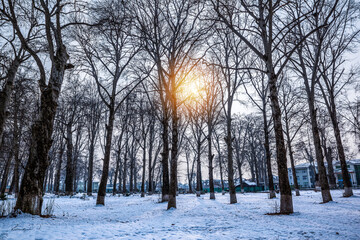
left=268, top=71, right=293, bottom=213
left=225, top=94, right=237, bottom=204
left=167, top=83, right=179, bottom=209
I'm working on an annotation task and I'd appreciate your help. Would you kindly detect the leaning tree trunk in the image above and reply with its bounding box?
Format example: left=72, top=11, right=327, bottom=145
left=308, top=100, right=332, bottom=203
left=267, top=70, right=293, bottom=214
left=96, top=105, right=115, bottom=205
left=15, top=49, right=68, bottom=214
left=329, top=103, right=352, bottom=197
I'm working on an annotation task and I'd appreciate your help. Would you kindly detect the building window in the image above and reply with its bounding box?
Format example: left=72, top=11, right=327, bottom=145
left=303, top=176, right=307, bottom=180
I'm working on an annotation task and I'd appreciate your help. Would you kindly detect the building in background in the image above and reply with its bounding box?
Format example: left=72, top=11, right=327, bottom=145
left=288, top=159, right=360, bottom=189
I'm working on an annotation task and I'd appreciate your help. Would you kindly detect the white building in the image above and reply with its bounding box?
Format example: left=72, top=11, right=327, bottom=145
left=288, top=159, right=360, bottom=189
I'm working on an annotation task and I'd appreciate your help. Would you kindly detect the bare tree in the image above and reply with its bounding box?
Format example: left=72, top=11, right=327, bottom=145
left=317, top=0, right=359, bottom=197
left=289, top=0, right=344, bottom=203
left=133, top=0, right=209, bottom=209
left=210, top=0, right=338, bottom=213
left=244, top=69, right=276, bottom=198
left=76, top=0, right=142, bottom=205
left=209, top=28, right=248, bottom=204
left=200, top=66, right=222, bottom=199
left=279, top=76, right=306, bottom=196
left=4, top=0, right=75, bottom=215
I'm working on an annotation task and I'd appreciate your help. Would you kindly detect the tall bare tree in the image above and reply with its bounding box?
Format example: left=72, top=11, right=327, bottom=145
left=4, top=0, right=75, bottom=215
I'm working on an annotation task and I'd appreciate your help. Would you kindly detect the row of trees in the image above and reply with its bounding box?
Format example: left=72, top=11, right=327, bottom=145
left=0, top=0, right=359, bottom=215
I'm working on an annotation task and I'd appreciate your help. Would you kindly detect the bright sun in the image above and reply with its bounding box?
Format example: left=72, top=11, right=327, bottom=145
left=179, top=71, right=204, bottom=102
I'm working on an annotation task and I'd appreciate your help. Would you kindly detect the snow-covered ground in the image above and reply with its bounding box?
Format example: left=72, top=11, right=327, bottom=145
left=1, top=190, right=360, bottom=240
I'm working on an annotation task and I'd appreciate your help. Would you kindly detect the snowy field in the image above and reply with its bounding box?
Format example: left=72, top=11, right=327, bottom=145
left=1, top=190, right=360, bottom=240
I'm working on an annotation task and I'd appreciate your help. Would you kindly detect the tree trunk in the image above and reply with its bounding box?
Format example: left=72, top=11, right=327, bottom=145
left=148, top=120, right=154, bottom=194
left=97, top=106, right=115, bottom=205
left=308, top=102, right=332, bottom=203
left=118, top=159, right=122, bottom=193
left=225, top=96, right=237, bottom=204
left=8, top=108, right=20, bottom=196
left=254, top=153, right=260, bottom=186
left=73, top=154, right=78, bottom=193
left=54, top=142, right=64, bottom=194
left=325, top=147, right=336, bottom=189
left=186, top=156, right=192, bottom=193
left=196, top=139, right=202, bottom=197
left=288, top=139, right=300, bottom=196
left=263, top=109, right=276, bottom=198
left=65, top=124, right=74, bottom=195
left=267, top=71, right=293, bottom=213
left=208, top=124, right=215, bottom=199
left=87, top=140, right=95, bottom=196
left=122, top=156, right=128, bottom=195
left=113, top=152, right=120, bottom=196
left=15, top=80, right=65, bottom=215
left=129, top=156, right=134, bottom=193
left=161, top=116, right=170, bottom=202
left=219, top=155, right=225, bottom=195
left=9, top=143, right=20, bottom=196
left=141, top=145, right=146, bottom=197
left=134, top=159, right=138, bottom=192
left=167, top=88, right=179, bottom=209
left=329, top=105, right=352, bottom=196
